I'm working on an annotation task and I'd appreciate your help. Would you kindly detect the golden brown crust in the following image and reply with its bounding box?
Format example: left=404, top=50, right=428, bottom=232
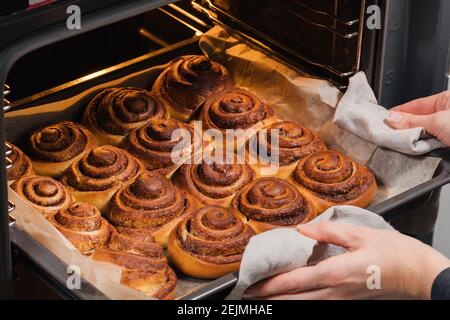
left=122, top=118, right=196, bottom=173
left=201, top=87, right=275, bottom=132
left=107, top=171, right=198, bottom=247
left=289, top=150, right=377, bottom=213
left=247, top=121, right=327, bottom=179
left=153, top=55, right=232, bottom=121
left=48, top=202, right=110, bottom=254
left=92, top=227, right=176, bottom=299
left=231, top=177, right=316, bottom=233
left=28, top=121, right=97, bottom=178
left=168, top=205, right=255, bottom=279
left=83, top=87, right=169, bottom=146
left=171, top=160, right=255, bottom=207
left=6, top=142, right=34, bottom=182
left=60, top=145, right=144, bottom=213
left=11, top=175, right=74, bottom=217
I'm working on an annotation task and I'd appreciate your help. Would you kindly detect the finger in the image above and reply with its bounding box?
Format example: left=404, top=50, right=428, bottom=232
left=297, top=221, right=368, bottom=250
left=390, top=91, right=450, bottom=114
left=387, top=111, right=441, bottom=137
left=243, top=264, right=331, bottom=299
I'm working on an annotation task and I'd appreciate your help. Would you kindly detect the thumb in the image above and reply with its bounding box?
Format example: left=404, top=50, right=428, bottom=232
left=388, top=111, right=440, bottom=136
left=297, top=221, right=368, bottom=250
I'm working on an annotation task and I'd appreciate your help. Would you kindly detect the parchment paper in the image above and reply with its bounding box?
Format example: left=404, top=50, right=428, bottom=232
left=5, top=26, right=441, bottom=300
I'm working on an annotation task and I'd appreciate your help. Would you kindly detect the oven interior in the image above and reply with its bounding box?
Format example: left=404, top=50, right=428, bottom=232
left=7, top=0, right=373, bottom=105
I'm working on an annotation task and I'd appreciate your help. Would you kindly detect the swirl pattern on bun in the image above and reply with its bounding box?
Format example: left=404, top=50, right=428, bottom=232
left=48, top=202, right=110, bottom=254
left=107, top=171, right=197, bottom=246
left=289, top=150, right=377, bottom=212
left=248, top=121, right=327, bottom=179
left=11, top=175, right=74, bottom=217
left=83, top=87, right=168, bottom=146
left=6, top=142, right=34, bottom=182
left=60, top=145, right=143, bottom=213
left=231, top=177, right=315, bottom=233
left=153, top=55, right=232, bottom=120
left=172, top=161, right=255, bottom=207
left=201, top=88, right=275, bottom=132
left=28, top=121, right=97, bottom=177
left=168, top=205, right=255, bottom=279
left=122, top=118, right=196, bottom=175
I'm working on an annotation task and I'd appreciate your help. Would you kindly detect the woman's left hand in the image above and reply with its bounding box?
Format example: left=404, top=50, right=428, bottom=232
left=243, top=221, right=450, bottom=300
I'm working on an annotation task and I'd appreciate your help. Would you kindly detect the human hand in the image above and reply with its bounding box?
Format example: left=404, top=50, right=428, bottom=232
left=244, top=221, right=450, bottom=300
left=387, top=90, right=450, bottom=147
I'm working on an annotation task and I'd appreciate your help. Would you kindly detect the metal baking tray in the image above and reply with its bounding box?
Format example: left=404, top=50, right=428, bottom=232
left=6, top=34, right=450, bottom=299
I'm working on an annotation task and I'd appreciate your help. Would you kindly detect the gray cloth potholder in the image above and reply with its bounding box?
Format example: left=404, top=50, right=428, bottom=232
left=334, top=72, right=445, bottom=155
left=227, top=205, right=393, bottom=299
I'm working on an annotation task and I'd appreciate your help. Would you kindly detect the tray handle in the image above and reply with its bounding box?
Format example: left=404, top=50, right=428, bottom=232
left=181, top=273, right=239, bottom=300
left=369, top=149, right=450, bottom=219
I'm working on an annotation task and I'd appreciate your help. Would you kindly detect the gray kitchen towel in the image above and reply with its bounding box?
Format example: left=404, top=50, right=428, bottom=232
left=226, top=205, right=393, bottom=300
left=334, top=72, right=445, bottom=155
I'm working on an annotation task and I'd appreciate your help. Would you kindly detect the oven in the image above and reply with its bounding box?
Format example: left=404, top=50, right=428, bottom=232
left=1, top=0, right=450, bottom=300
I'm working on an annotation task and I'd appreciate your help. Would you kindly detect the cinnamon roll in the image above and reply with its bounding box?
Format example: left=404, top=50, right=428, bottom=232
left=200, top=88, right=276, bottom=149
left=92, top=227, right=176, bottom=299
left=60, top=145, right=144, bottom=213
left=28, top=121, right=97, bottom=177
left=153, top=55, right=232, bottom=121
left=122, top=118, right=197, bottom=177
left=289, top=150, right=377, bottom=213
left=248, top=121, right=327, bottom=179
left=168, top=205, right=255, bottom=279
left=107, top=171, right=197, bottom=247
left=48, top=202, right=110, bottom=255
left=201, top=87, right=275, bottom=131
left=172, top=160, right=255, bottom=207
left=83, top=87, right=169, bottom=146
left=231, top=177, right=316, bottom=233
left=6, top=142, right=34, bottom=183
left=11, top=175, right=74, bottom=217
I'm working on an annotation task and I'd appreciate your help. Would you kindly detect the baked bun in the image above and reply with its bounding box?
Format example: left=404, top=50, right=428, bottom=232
left=11, top=175, right=74, bottom=217
left=6, top=142, right=34, bottom=182
left=172, top=160, right=255, bottom=207
left=248, top=121, right=327, bottom=179
left=153, top=55, right=232, bottom=121
left=201, top=87, right=276, bottom=132
left=48, top=202, right=110, bottom=255
left=231, top=177, right=316, bottom=233
left=28, top=121, right=97, bottom=178
left=83, top=87, right=168, bottom=146
left=60, top=145, right=144, bottom=213
left=168, top=205, right=255, bottom=279
left=92, top=227, right=176, bottom=299
left=122, top=118, right=197, bottom=177
left=289, top=150, right=377, bottom=213
left=200, top=88, right=276, bottom=150
left=107, top=171, right=197, bottom=247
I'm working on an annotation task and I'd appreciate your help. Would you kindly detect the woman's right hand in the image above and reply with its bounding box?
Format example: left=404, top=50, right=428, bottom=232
left=387, top=90, right=450, bottom=147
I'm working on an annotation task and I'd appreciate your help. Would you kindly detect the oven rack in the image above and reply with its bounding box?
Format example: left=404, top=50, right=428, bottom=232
left=272, top=0, right=360, bottom=38
left=191, top=0, right=366, bottom=85
left=4, top=85, right=15, bottom=225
